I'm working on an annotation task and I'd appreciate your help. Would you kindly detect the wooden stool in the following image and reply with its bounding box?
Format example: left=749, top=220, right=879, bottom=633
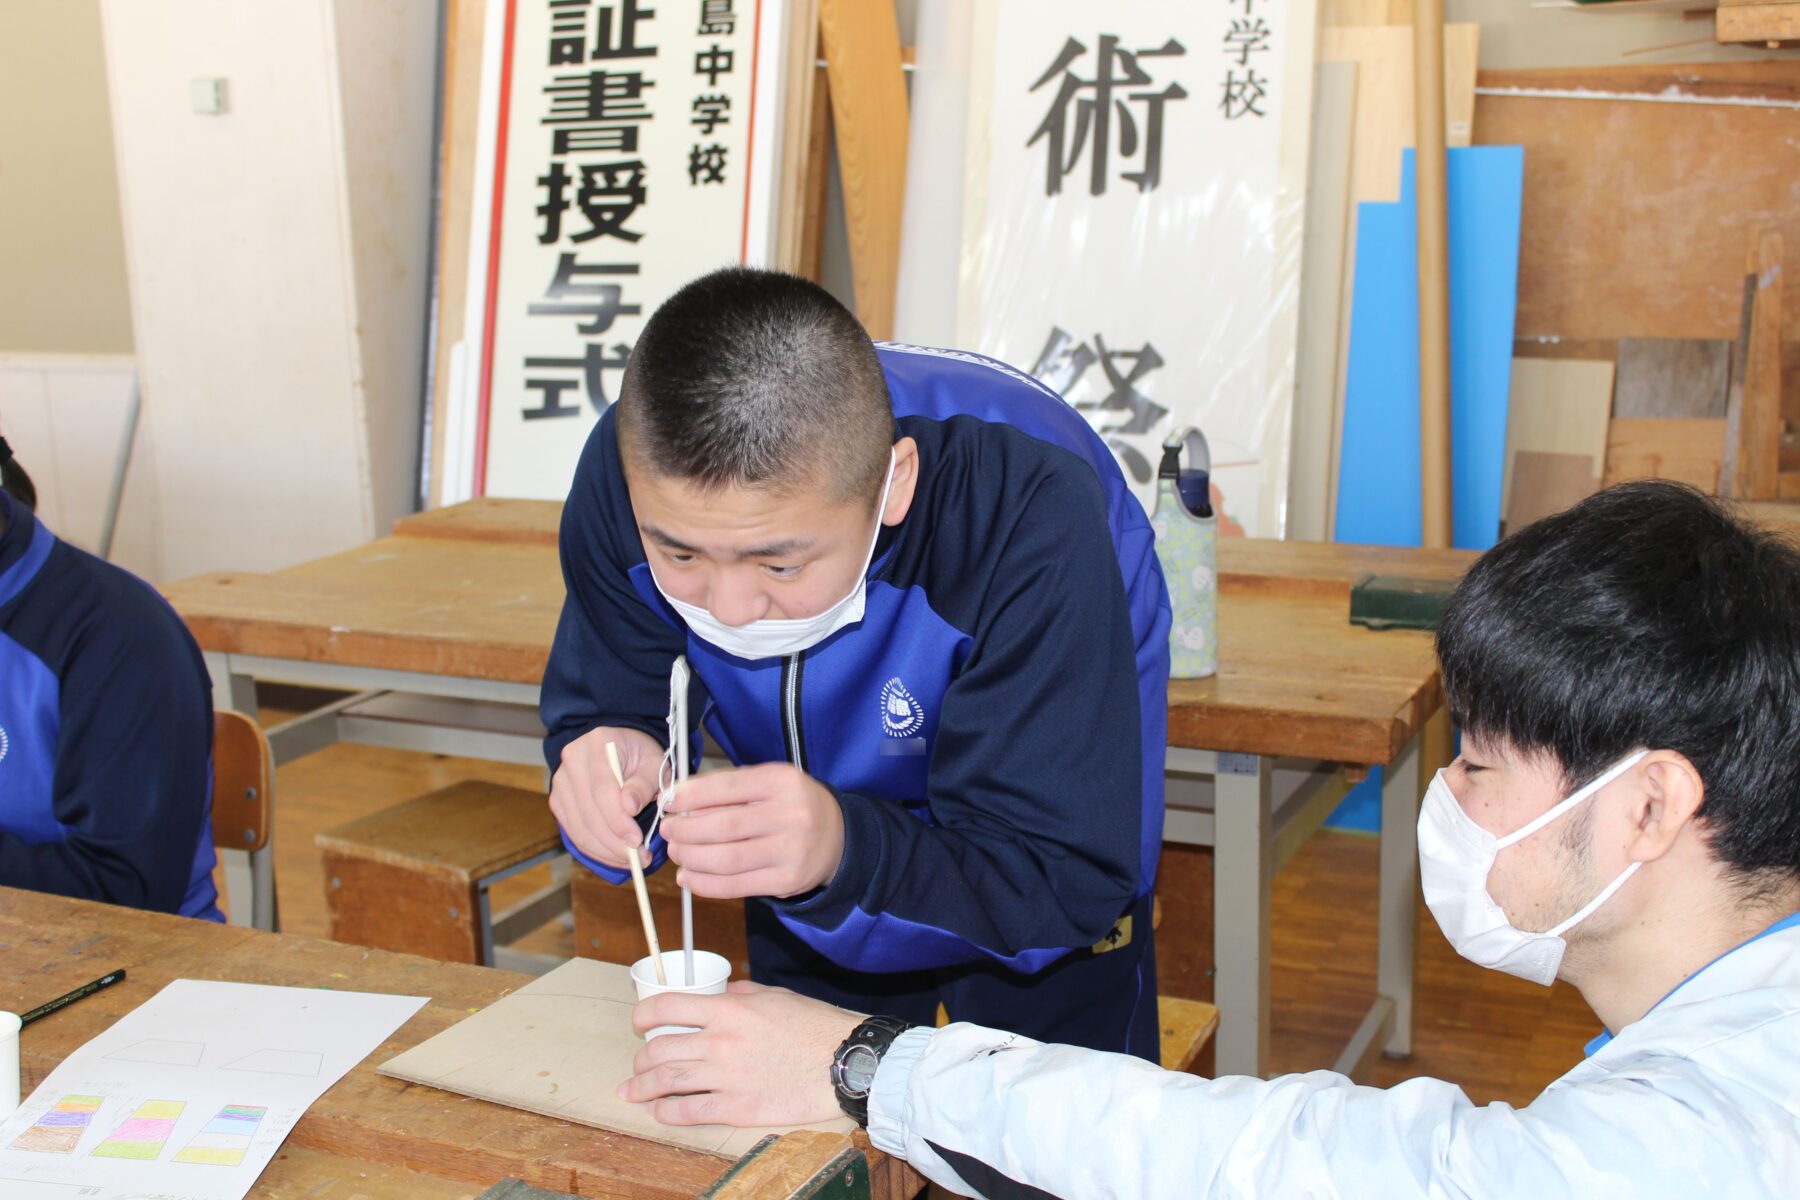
left=571, top=859, right=751, bottom=978
left=1158, top=996, right=1219, bottom=1074
left=317, top=781, right=564, bottom=965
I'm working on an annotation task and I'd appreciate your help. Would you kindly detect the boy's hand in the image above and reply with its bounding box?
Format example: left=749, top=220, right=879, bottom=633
left=549, top=725, right=664, bottom=869
left=660, top=763, right=845, bottom=899
left=619, top=982, right=860, bottom=1127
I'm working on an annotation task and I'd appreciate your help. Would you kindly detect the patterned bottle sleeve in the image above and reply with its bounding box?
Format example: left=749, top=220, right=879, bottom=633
left=1151, top=477, right=1218, bottom=680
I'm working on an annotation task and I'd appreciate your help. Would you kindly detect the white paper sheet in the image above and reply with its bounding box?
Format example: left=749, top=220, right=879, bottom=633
left=0, top=979, right=426, bottom=1200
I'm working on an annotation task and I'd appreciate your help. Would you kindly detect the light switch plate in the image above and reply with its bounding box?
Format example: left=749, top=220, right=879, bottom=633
left=190, top=78, right=228, bottom=115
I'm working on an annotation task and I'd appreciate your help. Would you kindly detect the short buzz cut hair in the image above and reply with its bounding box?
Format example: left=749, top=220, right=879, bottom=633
left=1437, top=481, right=1800, bottom=886
left=615, top=267, right=896, bottom=506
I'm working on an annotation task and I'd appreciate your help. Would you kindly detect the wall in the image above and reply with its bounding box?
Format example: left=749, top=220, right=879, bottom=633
left=0, top=0, right=134, bottom=356
left=98, top=0, right=436, bottom=582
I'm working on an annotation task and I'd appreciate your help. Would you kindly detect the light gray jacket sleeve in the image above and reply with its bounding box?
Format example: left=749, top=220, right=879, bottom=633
left=864, top=1023, right=1790, bottom=1199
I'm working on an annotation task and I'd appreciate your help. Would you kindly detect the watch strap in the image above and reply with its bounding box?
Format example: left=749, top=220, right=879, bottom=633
left=832, top=1015, right=914, bottom=1126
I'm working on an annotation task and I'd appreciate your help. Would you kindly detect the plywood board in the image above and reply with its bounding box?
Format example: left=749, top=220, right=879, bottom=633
left=1288, top=61, right=1359, bottom=543
left=1319, top=24, right=1481, bottom=206
left=1602, top=417, right=1727, bottom=491
left=1613, top=339, right=1729, bottom=420
left=379, top=958, right=855, bottom=1159
left=1501, top=357, right=1614, bottom=518
left=1475, top=62, right=1800, bottom=343
left=1505, top=450, right=1597, bottom=534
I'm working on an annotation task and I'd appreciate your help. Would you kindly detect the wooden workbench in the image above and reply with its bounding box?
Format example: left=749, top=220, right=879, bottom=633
left=0, top=888, right=922, bottom=1199
left=165, top=503, right=1472, bottom=1079
left=168, top=512, right=1468, bottom=771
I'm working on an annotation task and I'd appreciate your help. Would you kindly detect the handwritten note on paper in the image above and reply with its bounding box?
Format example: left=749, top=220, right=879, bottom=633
left=0, top=979, right=425, bottom=1200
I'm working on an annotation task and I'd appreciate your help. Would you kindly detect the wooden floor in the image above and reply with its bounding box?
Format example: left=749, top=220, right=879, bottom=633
left=222, top=690, right=1596, bottom=1110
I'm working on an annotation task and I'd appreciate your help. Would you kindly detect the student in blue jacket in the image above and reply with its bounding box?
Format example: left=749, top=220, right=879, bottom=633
left=542, top=268, right=1171, bottom=1057
left=0, top=432, right=221, bottom=921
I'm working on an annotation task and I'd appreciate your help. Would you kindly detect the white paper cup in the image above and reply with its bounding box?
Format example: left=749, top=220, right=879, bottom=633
left=0, top=1011, right=20, bottom=1118
left=629, top=951, right=730, bottom=1039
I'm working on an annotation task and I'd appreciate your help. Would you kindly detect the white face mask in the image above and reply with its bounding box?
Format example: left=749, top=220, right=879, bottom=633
left=1418, top=748, right=1648, bottom=986
left=650, top=451, right=896, bottom=661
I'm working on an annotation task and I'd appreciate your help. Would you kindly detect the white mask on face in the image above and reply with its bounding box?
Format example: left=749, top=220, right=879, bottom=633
left=651, top=451, right=896, bottom=661
left=1418, top=748, right=1649, bottom=986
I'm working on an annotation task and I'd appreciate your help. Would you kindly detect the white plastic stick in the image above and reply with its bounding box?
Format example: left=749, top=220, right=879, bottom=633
left=672, top=656, right=695, bottom=987
left=606, top=740, right=664, bottom=985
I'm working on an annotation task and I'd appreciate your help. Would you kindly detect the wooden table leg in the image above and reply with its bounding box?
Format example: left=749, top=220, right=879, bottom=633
left=1212, top=752, right=1273, bottom=1078
left=1378, top=731, right=1423, bottom=1057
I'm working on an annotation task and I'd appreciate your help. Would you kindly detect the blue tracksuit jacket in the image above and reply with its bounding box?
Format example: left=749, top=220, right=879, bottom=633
left=0, top=492, right=220, bottom=920
left=542, top=342, right=1170, bottom=1056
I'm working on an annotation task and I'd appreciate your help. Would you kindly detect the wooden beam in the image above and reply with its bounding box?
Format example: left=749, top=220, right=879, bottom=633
left=1413, top=0, right=1451, bottom=547
left=817, top=0, right=909, bottom=339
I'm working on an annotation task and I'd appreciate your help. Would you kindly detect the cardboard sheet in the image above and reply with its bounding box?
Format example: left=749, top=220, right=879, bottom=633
left=378, top=958, right=854, bottom=1159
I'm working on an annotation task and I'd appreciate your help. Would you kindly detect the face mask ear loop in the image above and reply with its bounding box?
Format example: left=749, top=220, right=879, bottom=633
left=1547, top=861, right=1643, bottom=938
left=1494, top=749, right=1650, bottom=851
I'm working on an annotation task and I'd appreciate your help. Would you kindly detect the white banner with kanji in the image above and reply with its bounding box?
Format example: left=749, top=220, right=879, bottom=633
left=958, top=0, right=1315, bottom=536
left=449, top=0, right=788, bottom=501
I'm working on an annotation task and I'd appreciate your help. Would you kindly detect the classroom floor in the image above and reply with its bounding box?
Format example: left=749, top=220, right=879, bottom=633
left=223, top=688, right=1596, bottom=1110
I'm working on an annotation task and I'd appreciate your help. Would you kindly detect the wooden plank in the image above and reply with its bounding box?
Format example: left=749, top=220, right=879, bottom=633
left=1289, top=61, right=1359, bottom=543
left=1613, top=339, right=1730, bottom=419
left=1504, top=450, right=1598, bottom=535
left=1717, top=3, right=1800, bottom=44
left=817, top=0, right=908, bottom=339
left=1602, top=417, right=1727, bottom=490
left=395, top=497, right=564, bottom=546
left=1218, top=538, right=1477, bottom=598
left=1742, top=228, right=1786, bottom=499
left=1476, top=63, right=1800, bottom=343
left=1501, top=357, right=1614, bottom=521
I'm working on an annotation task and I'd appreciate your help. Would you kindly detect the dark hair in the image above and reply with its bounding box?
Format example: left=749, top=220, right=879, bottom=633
left=615, top=267, right=895, bottom=506
left=0, top=436, right=37, bottom=510
left=1437, top=481, right=1800, bottom=883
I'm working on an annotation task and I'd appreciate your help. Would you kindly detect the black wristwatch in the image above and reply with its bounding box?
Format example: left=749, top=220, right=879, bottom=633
left=831, top=1015, right=914, bottom=1126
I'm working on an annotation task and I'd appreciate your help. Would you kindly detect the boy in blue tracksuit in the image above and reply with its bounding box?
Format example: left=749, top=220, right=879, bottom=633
left=0, top=435, right=221, bottom=921
left=542, top=269, right=1169, bottom=1057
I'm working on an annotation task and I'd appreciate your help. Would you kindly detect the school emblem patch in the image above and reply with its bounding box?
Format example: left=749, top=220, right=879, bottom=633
left=879, top=677, right=925, bottom=738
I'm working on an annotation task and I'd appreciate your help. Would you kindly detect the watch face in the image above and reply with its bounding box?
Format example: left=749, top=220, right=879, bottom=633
left=842, top=1044, right=880, bottom=1095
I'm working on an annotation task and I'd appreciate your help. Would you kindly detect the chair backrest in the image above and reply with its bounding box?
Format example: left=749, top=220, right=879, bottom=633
left=212, top=710, right=272, bottom=853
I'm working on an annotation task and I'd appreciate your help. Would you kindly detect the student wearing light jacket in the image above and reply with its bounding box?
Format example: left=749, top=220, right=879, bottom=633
left=623, top=481, right=1800, bottom=1199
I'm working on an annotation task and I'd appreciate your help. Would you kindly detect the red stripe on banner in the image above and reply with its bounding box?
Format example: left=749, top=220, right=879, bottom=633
left=739, top=0, right=765, bottom=263
left=473, top=0, right=523, bottom=499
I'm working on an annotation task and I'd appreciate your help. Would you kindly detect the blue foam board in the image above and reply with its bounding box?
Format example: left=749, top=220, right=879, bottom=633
left=1325, top=146, right=1523, bottom=831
